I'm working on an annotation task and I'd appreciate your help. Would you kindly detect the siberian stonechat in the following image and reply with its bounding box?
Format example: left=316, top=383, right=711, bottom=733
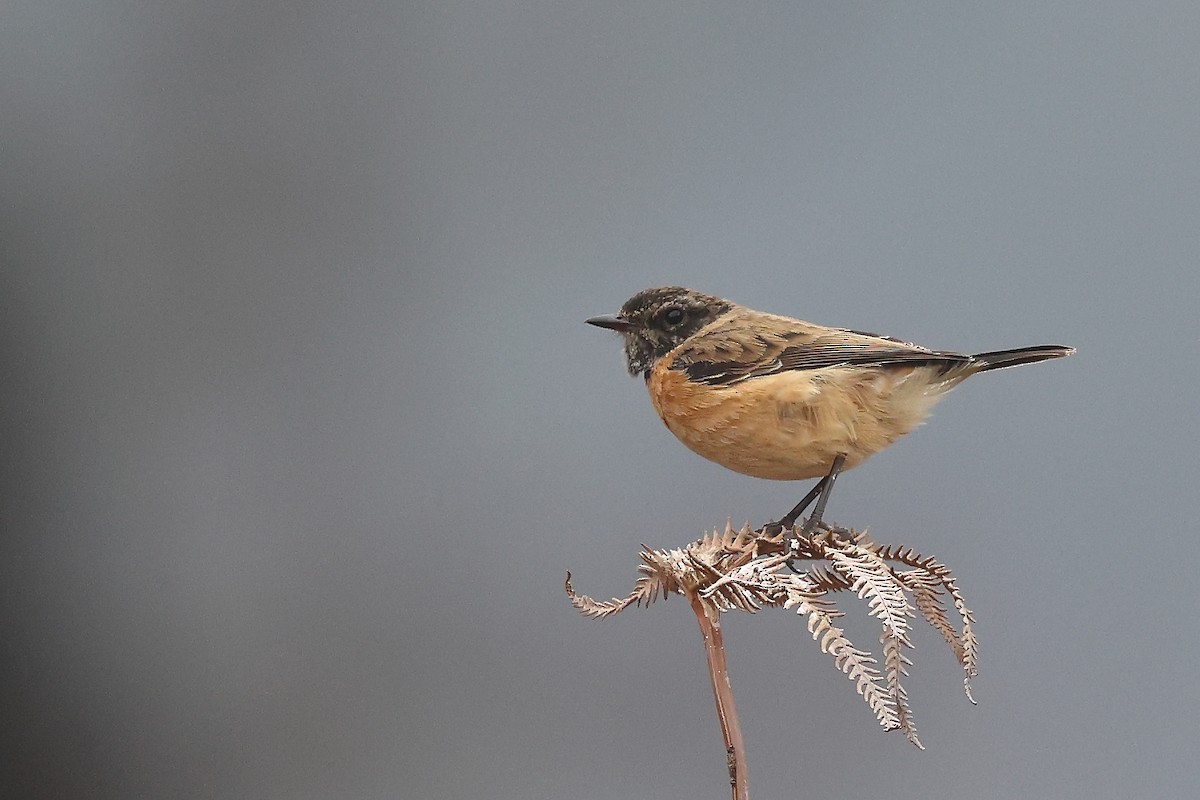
left=588, top=286, right=1073, bottom=530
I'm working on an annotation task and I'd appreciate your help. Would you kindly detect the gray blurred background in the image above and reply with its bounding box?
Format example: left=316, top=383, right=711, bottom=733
left=3, top=2, right=1197, bottom=798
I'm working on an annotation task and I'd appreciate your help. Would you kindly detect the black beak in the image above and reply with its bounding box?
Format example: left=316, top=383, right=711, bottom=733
left=586, top=315, right=638, bottom=333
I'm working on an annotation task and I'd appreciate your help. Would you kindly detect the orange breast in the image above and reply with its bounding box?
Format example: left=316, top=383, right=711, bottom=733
left=646, top=361, right=956, bottom=480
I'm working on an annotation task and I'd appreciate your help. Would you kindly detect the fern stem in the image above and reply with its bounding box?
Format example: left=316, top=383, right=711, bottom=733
left=688, top=591, right=749, bottom=800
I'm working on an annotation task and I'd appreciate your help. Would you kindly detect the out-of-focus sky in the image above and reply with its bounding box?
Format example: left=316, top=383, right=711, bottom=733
left=3, top=3, right=1198, bottom=798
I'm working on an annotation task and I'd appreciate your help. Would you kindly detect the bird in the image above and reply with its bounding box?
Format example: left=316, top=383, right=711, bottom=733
left=587, top=286, right=1074, bottom=532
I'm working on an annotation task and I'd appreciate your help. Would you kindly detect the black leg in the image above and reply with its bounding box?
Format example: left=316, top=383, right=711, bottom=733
left=774, top=477, right=828, bottom=531
left=762, top=452, right=848, bottom=535
left=801, top=453, right=846, bottom=533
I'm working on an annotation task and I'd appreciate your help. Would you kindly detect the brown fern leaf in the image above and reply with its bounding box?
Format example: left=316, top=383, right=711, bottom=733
left=882, top=628, right=922, bottom=749
left=685, top=548, right=732, bottom=588
left=700, top=554, right=793, bottom=612
left=825, top=540, right=914, bottom=646
left=801, top=564, right=855, bottom=593
left=898, top=570, right=965, bottom=665
left=726, top=520, right=774, bottom=553
left=638, top=546, right=691, bottom=594
left=878, top=545, right=979, bottom=702
left=821, top=538, right=921, bottom=744
left=691, top=529, right=797, bottom=612
left=790, top=533, right=936, bottom=747
left=847, top=527, right=879, bottom=551
left=698, top=520, right=768, bottom=559
left=565, top=570, right=664, bottom=619
left=715, top=584, right=778, bottom=612
left=700, top=566, right=778, bottom=612
left=697, top=520, right=737, bottom=552
left=957, top=602, right=979, bottom=704
left=785, top=583, right=900, bottom=732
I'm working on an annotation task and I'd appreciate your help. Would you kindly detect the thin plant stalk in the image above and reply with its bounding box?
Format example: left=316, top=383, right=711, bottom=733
left=688, top=590, right=748, bottom=800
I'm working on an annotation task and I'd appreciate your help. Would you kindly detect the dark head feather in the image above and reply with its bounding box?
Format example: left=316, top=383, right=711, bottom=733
left=589, top=287, right=735, bottom=378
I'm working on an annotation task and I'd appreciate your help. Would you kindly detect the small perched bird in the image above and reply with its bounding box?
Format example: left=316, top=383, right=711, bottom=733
left=587, top=286, right=1073, bottom=530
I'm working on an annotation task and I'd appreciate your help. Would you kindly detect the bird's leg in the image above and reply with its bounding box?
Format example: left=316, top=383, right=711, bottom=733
left=759, top=454, right=848, bottom=541
left=767, top=478, right=827, bottom=533
left=775, top=455, right=849, bottom=574
left=800, top=453, right=846, bottom=535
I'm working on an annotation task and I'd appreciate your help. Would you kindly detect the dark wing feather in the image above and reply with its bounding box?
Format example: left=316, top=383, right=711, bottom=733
left=675, top=320, right=971, bottom=386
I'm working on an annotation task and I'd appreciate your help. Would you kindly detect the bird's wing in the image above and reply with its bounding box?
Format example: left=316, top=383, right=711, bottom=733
left=674, top=316, right=971, bottom=386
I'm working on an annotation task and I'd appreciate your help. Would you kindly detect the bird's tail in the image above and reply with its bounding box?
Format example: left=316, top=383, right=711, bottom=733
left=969, top=345, right=1075, bottom=373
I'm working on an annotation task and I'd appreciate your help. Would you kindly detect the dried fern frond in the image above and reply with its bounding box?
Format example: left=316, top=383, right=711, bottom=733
left=566, top=569, right=658, bottom=618
left=877, top=544, right=979, bottom=702
left=824, top=538, right=914, bottom=645
left=898, top=571, right=962, bottom=663
left=882, top=628, right=921, bottom=748
left=798, top=564, right=854, bottom=593
left=784, top=581, right=900, bottom=733
left=566, top=519, right=977, bottom=748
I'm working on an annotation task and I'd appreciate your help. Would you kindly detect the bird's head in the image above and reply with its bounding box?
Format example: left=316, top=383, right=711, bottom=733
left=587, top=286, right=733, bottom=378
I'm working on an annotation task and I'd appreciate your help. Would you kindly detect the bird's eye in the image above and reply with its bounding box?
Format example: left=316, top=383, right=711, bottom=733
left=662, top=306, right=685, bottom=327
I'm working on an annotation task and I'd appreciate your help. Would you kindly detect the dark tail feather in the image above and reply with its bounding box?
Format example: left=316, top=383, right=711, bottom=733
left=970, top=345, right=1075, bottom=372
